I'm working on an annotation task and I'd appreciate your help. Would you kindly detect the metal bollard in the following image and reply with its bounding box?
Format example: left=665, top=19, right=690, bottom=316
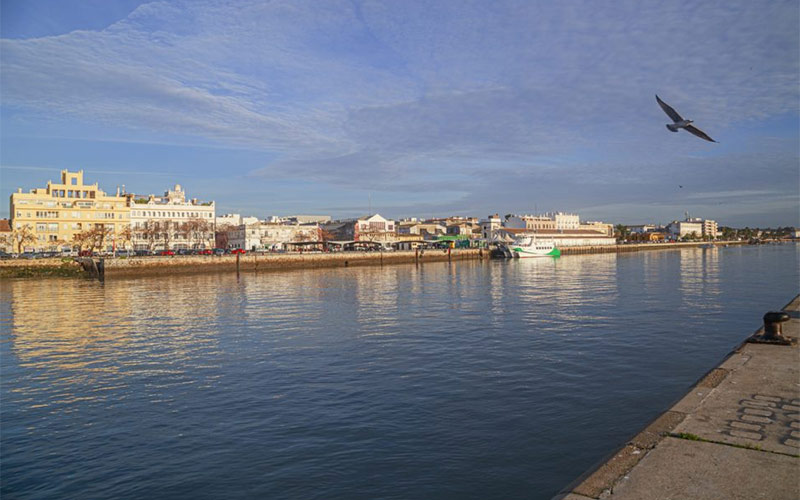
left=763, top=311, right=790, bottom=341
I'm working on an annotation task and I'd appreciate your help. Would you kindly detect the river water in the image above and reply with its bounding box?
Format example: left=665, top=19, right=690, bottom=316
left=1, top=244, right=798, bottom=499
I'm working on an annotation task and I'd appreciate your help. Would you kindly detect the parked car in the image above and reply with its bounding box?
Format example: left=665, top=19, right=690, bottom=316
left=115, top=250, right=134, bottom=257
left=231, top=248, right=246, bottom=254
left=213, top=248, right=226, bottom=256
left=0, top=251, right=13, bottom=260
left=159, top=250, right=175, bottom=256
left=135, top=249, right=153, bottom=256
left=78, top=250, right=93, bottom=257
left=200, top=249, right=213, bottom=255
left=20, top=252, right=41, bottom=259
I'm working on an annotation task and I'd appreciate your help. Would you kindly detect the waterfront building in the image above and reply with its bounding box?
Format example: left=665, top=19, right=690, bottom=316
left=322, top=214, right=396, bottom=243
left=496, top=227, right=617, bottom=247
left=129, top=184, right=215, bottom=251
left=506, top=213, right=613, bottom=237
left=505, top=215, right=557, bottom=231
left=223, top=222, right=320, bottom=251
left=9, top=169, right=131, bottom=252
left=446, top=221, right=481, bottom=238
left=397, top=222, right=446, bottom=237
left=667, top=217, right=717, bottom=239
left=479, top=214, right=503, bottom=239
left=550, top=212, right=580, bottom=230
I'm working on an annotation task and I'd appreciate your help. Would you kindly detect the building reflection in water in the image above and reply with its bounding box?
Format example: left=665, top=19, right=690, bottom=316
left=679, top=247, right=721, bottom=312
left=3, top=275, right=228, bottom=409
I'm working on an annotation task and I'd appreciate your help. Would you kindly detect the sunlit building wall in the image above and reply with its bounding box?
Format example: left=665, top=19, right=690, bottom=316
left=9, top=170, right=131, bottom=251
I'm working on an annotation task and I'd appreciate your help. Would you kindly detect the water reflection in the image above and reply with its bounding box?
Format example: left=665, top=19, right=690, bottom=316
left=679, top=248, right=722, bottom=312
left=1, top=246, right=797, bottom=500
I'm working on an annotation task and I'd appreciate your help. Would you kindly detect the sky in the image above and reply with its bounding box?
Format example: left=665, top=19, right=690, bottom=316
left=1, top=0, right=798, bottom=227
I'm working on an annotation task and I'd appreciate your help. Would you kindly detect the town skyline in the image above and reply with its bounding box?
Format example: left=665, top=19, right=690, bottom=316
left=2, top=1, right=798, bottom=227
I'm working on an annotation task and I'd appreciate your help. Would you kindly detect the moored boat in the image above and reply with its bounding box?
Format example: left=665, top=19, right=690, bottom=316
left=510, top=235, right=560, bottom=258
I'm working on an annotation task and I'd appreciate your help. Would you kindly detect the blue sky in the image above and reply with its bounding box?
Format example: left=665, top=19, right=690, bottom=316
left=1, top=0, right=798, bottom=226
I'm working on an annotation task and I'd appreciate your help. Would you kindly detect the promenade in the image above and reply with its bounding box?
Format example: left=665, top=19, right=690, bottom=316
left=554, top=295, right=800, bottom=499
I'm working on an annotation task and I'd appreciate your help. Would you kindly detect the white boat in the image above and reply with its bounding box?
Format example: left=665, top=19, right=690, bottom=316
left=510, top=235, right=560, bottom=258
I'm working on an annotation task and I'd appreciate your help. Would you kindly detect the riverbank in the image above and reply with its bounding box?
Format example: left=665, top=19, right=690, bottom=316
left=0, top=240, right=768, bottom=279
left=553, top=295, right=800, bottom=499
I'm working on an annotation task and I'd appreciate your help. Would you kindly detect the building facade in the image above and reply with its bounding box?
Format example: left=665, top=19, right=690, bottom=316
left=129, top=184, right=215, bottom=250
left=223, top=222, right=320, bottom=251
left=9, top=170, right=131, bottom=252
left=322, top=214, right=396, bottom=243
left=667, top=217, right=717, bottom=239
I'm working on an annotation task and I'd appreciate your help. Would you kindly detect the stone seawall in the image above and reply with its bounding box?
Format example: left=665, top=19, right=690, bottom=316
left=102, top=249, right=487, bottom=277
left=0, top=241, right=759, bottom=279
left=560, top=240, right=748, bottom=255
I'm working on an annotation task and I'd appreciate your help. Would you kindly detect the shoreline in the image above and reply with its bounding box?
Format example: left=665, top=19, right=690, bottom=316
left=552, top=294, right=800, bottom=499
left=0, top=240, right=768, bottom=279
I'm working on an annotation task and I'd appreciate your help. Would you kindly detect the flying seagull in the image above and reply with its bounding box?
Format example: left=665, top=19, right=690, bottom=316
left=656, top=95, right=717, bottom=143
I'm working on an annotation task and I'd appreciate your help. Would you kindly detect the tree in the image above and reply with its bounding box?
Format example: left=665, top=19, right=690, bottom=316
left=215, top=223, right=234, bottom=249
left=117, top=225, right=133, bottom=251
left=12, top=224, right=37, bottom=253
left=614, top=224, right=630, bottom=242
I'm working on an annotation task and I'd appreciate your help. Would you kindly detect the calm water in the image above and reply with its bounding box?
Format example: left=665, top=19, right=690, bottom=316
left=1, top=244, right=798, bottom=499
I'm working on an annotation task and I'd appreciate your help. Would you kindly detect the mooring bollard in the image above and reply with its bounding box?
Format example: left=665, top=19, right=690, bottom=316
left=749, top=311, right=793, bottom=345
left=763, top=311, right=790, bottom=341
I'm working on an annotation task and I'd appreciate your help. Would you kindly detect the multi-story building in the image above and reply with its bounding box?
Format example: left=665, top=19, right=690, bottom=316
left=666, top=217, right=717, bottom=239
left=701, top=219, right=718, bottom=239
left=397, top=222, right=446, bottom=237
left=505, top=213, right=612, bottom=237
left=129, top=184, right=215, bottom=250
left=667, top=220, right=703, bottom=238
left=551, top=212, right=580, bottom=230
left=505, top=215, right=557, bottom=231
left=479, top=214, right=503, bottom=239
left=223, top=222, right=320, bottom=251
left=9, top=169, right=131, bottom=252
left=322, top=214, right=396, bottom=243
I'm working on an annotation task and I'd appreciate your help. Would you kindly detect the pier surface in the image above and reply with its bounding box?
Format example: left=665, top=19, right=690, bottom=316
left=555, top=295, right=800, bottom=500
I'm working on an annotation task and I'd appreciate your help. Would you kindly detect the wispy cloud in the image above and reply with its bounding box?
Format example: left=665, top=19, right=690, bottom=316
left=1, top=0, right=797, bottom=224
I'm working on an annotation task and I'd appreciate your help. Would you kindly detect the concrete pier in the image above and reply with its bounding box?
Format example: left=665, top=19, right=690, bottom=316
left=554, top=295, right=800, bottom=500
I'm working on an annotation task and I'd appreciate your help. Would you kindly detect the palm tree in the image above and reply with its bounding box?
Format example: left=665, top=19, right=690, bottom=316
left=614, top=224, right=630, bottom=242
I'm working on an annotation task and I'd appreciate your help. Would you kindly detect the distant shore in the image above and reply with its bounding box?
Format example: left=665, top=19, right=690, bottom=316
left=0, top=240, right=769, bottom=279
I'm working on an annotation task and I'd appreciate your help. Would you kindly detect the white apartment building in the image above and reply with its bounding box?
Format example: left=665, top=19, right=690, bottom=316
left=130, top=184, right=215, bottom=250
left=480, top=214, right=503, bottom=239
left=667, top=220, right=703, bottom=238
left=667, top=217, right=718, bottom=239
left=551, top=212, right=580, bottom=230
left=225, top=222, right=320, bottom=251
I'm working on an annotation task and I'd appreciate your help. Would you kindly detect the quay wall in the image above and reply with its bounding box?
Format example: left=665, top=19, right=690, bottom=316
left=104, top=248, right=483, bottom=277
left=0, top=240, right=758, bottom=279
left=560, top=240, right=748, bottom=255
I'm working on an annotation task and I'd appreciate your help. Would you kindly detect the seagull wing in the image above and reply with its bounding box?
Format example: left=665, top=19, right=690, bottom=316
left=684, top=125, right=717, bottom=143
left=656, top=95, right=683, bottom=122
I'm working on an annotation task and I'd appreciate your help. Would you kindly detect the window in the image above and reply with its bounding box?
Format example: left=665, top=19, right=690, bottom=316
left=71, top=177, right=77, bottom=185
left=48, top=223, right=58, bottom=232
